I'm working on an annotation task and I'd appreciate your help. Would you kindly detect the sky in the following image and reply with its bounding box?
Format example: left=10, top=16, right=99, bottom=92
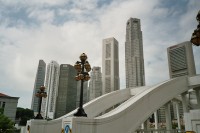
left=0, top=0, right=199, bottom=109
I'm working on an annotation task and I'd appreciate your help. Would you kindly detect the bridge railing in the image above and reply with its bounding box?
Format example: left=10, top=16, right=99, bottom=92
left=135, top=129, right=185, bottom=133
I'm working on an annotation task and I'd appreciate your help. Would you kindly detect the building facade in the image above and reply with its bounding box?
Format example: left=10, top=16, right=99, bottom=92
left=42, top=61, right=60, bottom=119
left=156, top=41, right=196, bottom=123
left=125, top=18, right=145, bottom=88
left=165, top=41, right=196, bottom=122
left=55, top=64, right=78, bottom=118
left=0, top=93, right=19, bottom=122
left=31, top=60, right=46, bottom=115
left=88, top=67, right=102, bottom=101
left=167, top=41, right=196, bottom=78
left=102, top=37, right=120, bottom=94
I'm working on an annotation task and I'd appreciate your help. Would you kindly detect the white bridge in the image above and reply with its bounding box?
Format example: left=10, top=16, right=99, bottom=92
left=26, top=75, right=200, bottom=133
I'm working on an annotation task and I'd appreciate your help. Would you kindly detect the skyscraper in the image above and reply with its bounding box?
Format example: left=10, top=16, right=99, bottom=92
left=42, top=61, right=59, bottom=119
left=167, top=41, right=196, bottom=120
left=167, top=41, right=196, bottom=78
left=31, top=60, right=46, bottom=115
left=88, top=67, right=102, bottom=101
left=55, top=64, right=77, bottom=118
left=125, top=18, right=145, bottom=88
left=102, top=37, right=120, bottom=94
left=156, top=41, right=196, bottom=123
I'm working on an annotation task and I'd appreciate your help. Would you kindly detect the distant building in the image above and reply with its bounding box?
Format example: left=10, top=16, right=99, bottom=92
left=125, top=18, right=145, bottom=88
left=102, top=37, right=120, bottom=94
left=31, top=60, right=46, bottom=115
left=42, top=61, right=60, bottom=119
left=55, top=64, right=77, bottom=118
left=88, top=67, right=102, bottom=101
left=167, top=41, right=196, bottom=78
left=0, top=93, right=19, bottom=122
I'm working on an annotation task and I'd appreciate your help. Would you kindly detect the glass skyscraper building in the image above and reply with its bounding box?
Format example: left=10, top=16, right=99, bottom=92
left=125, top=18, right=145, bottom=88
left=42, top=60, right=59, bottom=119
left=55, top=64, right=77, bottom=118
left=31, top=60, right=46, bottom=115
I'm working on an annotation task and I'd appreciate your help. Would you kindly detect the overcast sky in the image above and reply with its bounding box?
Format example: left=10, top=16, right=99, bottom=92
left=0, top=0, right=199, bottom=109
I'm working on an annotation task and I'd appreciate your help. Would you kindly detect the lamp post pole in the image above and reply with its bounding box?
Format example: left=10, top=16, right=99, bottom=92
left=74, top=53, right=91, bottom=117
left=191, top=10, right=200, bottom=46
left=34, top=86, right=47, bottom=119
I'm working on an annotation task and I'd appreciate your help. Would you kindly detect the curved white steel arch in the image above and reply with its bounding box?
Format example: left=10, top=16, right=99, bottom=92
left=26, top=75, right=200, bottom=133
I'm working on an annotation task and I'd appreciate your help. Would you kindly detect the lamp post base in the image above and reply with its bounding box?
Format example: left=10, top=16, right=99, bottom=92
left=74, top=108, right=87, bottom=117
left=34, top=113, right=43, bottom=119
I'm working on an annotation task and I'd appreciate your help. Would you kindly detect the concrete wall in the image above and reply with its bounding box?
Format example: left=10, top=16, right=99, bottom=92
left=184, top=109, right=200, bottom=133
left=0, top=96, right=19, bottom=121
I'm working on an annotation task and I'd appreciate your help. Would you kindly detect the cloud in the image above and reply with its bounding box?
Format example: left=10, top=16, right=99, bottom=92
left=28, top=8, right=55, bottom=23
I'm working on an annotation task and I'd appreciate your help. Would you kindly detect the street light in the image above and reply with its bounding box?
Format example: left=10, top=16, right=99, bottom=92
left=34, top=86, right=47, bottom=119
left=74, top=53, right=91, bottom=117
left=191, top=10, right=200, bottom=46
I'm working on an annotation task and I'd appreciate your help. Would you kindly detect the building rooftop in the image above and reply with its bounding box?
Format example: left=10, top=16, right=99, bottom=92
left=0, top=93, right=10, bottom=97
left=0, top=93, right=19, bottom=99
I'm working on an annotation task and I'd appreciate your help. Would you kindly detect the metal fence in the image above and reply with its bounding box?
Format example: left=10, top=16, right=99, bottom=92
left=135, top=129, right=185, bottom=133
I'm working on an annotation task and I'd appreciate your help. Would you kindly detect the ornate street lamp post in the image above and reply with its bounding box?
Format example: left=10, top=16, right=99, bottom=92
left=74, top=53, right=91, bottom=117
left=34, top=86, right=47, bottom=119
left=191, top=10, right=200, bottom=46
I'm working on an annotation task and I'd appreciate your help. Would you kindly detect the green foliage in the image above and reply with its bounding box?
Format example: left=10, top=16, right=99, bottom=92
left=16, top=107, right=34, bottom=126
left=0, top=113, right=14, bottom=133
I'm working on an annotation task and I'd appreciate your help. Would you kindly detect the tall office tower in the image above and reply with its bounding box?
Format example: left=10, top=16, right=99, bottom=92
left=55, top=64, right=77, bottom=118
left=166, top=41, right=196, bottom=121
left=167, top=41, right=196, bottom=78
left=31, top=60, right=46, bottom=115
left=156, top=41, right=196, bottom=123
left=102, top=37, right=120, bottom=94
left=88, top=67, right=102, bottom=101
left=76, top=81, right=88, bottom=108
left=125, top=18, right=145, bottom=88
left=42, top=61, right=60, bottom=119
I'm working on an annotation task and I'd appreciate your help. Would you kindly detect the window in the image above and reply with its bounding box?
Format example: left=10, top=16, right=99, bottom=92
left=2, top=102, right=5, bottom=108
left=106, top=44, right=111, bottom=58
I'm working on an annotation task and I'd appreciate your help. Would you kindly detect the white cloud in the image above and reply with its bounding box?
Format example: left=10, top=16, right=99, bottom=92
left=0, top=0, right=69, bottom=6
left=28, top=8, right=55, bottom=23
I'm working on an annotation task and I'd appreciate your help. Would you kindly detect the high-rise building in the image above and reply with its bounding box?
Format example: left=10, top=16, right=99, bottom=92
left=102, top=37, right=120, bottom=94
left=55, top=64, right=77, bottom=118
left=42, top=61, right=59, bottom=119
left=88, top=67, right=102, bottom=101
left=31, top=60, right=46, bottom=115
left=125, top=18, right=145, bottom=88
left=156, top=41, right=196, bottom=123
left=167, top=41, right=196, bottom=78
left=164, top=41, right=196, bottom=122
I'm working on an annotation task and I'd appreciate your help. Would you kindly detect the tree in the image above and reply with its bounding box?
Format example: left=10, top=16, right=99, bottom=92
left=0, top=113, right=15, bottom=133
left=16, top=107, right=34, bottom=126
